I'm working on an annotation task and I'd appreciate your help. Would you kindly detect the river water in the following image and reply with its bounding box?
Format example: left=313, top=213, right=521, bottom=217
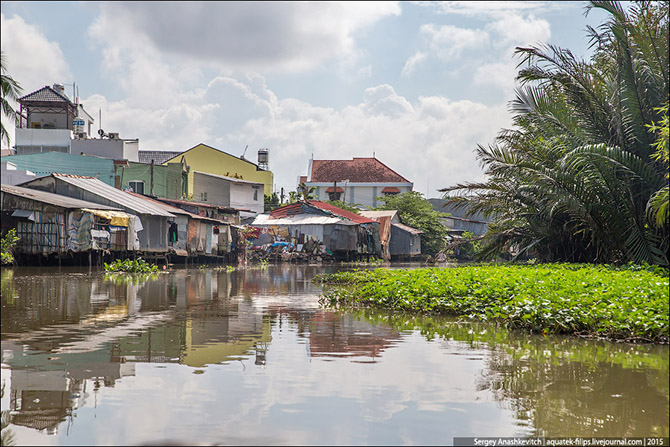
left=1, top=264, right=668, bottom=446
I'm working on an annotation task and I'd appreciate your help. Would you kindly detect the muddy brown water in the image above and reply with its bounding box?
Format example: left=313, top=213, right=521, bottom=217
left=1, top=264, right=668, bottom=446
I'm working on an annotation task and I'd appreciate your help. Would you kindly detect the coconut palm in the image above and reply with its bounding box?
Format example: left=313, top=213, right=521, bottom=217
left=441, top=0, right=669, bottom=265
left=1, top=50, right=22, bottom=147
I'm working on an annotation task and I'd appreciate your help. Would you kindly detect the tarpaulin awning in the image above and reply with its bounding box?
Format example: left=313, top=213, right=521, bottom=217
left=82, top=208, right=131, bottom=227
left=381, top=187, right=400, bottom=193
left=326, top=186, right=344, bottom=193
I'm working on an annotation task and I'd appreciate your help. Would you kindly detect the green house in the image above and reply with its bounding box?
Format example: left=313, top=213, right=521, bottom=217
left=116, top=158, right=189, bottom=200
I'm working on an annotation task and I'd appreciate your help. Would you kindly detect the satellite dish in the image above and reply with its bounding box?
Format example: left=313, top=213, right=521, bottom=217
left=98, top=128, right=105, bottom=138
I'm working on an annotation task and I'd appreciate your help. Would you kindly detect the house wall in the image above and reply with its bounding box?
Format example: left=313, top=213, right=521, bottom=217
left=23, top=176, right=168, bottom=252
left=26, top=111, right=69, bottom=129
left=1, top=162, right=37, bottom=185
left=2, top=152, right=115, bottom=185
left=310, top=183, right=413, bottom=208
left=389, top=226, right=421, bottom=257
left=70, top=139, right=139, bottom=162
left=193, top=171, right=231, bottom=206
left=230, top=182, right=264, bottom=214
left=167, top=144, right=274, bottom=196
left=121, top=161, right=187, bottom=199
left=15, top=128, right=72, bottom=154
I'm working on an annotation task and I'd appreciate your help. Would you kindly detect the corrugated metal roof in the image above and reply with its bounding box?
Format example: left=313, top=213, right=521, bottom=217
left=126, top=192, right=223, bottom=223
left=360, top=210, right=398, bottom=220
left=392, top=222, right=423, bottom=235
left=269, top=200, right=375, bottom=224
left=156, top=197, right=247, bottom=213
left=1, top=184, right=121, bottom=211
left=49, top=174, right=174, bottom=217
left=194, top=170, right=264, bottom=185
left=252, top=213, right=348, bottom=226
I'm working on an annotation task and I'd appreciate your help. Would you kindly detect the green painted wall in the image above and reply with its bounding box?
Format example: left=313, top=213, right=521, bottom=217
left=119, top=161, right=188, bottom=199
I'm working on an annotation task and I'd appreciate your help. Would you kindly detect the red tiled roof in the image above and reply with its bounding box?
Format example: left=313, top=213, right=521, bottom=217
left=381, top=186, right=400, bottom=193
left=19, top=85, right=73, bottom=104
left=269, top=200, right=375, bottom=224
left=310, top=158, right=411, bottom=183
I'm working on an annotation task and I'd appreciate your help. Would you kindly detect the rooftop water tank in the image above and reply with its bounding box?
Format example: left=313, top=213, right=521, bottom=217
left=73, top=117, right=86, bottom=135
left=258, top=148, right=269, bottom=170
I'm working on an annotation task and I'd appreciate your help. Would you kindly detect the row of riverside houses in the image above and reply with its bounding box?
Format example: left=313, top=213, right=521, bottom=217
left=0, top=83, right=273, bottom=266
left=245, top=157, right=423, bottom=261
left=1, top=83, right=427, bottom=265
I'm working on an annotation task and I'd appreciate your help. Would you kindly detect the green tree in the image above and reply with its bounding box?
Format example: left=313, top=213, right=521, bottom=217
left=264, top=192, right=280, bottom=212
left=441, top=1, right=669, bottom=265
left=374, top=191, right=449, bottom=255
left=1, top=51, right=22, bottom=147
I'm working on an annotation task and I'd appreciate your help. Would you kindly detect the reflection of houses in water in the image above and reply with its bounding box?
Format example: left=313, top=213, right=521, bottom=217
left=306, top=313, right=400, bottom=361
left=2, top=340, right=135, bottom=434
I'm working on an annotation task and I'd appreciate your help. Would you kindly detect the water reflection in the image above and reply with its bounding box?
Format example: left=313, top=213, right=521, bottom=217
left=1, top=265, right=668, bottom=444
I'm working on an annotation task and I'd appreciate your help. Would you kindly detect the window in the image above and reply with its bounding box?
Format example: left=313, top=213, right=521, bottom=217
left=128, top=180, right=145, bottom=194
left=253, top=186, right=260, bottom=201
left=201, top=192, right=208, bottom=202
left=328, top=192, right=342, bottom=201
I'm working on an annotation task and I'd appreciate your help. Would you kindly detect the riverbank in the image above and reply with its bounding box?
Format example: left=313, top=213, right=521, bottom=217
left=316, top=263, right=670, bottom=343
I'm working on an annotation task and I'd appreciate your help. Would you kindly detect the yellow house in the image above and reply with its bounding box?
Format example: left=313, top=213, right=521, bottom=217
left=162, top=143, right=274, bottom=196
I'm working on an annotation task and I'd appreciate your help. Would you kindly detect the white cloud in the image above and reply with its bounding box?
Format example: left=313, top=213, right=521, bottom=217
left=0, top=13, right=71, bottom=92
left=420, top=24, right=491, bottom=61
left=430, top=1, right=577, bottom=17
left=1, top=13, right=72, bottom=148
left=401, top=51, right=427, bottom=77
left=485, top=14, right=551, bottom=48
left=88, top=2, right=401, bottom=74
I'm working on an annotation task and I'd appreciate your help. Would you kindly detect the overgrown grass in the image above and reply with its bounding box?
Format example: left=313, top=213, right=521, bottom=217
left=104, top=258, right=159, bottom=273
left=316, top=263, right=670, bottom=343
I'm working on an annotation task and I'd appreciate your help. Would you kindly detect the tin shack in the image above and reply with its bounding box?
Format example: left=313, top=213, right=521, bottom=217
left=251, top=200, right=380, bottom=260
left=1, top=184, right=135, bottom=265
left=19, top=174, right=174, bottom=254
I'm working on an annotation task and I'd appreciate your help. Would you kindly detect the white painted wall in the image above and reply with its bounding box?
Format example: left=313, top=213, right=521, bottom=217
left=15, top=128, right=72, bottom=150
left=71, top=139, right=140, bottom=162
left=310, top=182, right=413, bottom=208
left=1, top=161, right=37, bottom=185
left=230, top=182, right=264, bottom=214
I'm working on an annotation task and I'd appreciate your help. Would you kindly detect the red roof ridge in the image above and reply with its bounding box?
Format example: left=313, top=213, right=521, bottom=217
left=269, top=200, right=374, bottom=224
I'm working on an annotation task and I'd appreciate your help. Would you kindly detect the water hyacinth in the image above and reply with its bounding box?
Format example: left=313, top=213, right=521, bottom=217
left=316, top=264, right=669, bottom=342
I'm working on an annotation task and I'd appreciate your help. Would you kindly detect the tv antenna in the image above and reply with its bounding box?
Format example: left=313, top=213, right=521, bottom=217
left=241, top=144, right=248, bottom=159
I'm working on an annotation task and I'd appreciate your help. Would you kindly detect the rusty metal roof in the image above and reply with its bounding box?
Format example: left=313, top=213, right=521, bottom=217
left=1, top=184, right=121, bottom=211
left=269, top=200, right=375, bottom=224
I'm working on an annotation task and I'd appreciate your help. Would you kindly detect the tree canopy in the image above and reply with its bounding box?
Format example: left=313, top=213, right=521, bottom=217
left=374, top=191, right=449, bottom=256
left=441, top=0, right=669, bottom=266
left=1, top=51, right=22, bottom=147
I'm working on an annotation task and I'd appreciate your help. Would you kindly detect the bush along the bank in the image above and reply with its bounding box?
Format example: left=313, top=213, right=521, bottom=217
left=316, top=264, right=670, bottom=342
left=104, top=258, right=159, bottom=273
left=1, top=229, right=19, bottom=265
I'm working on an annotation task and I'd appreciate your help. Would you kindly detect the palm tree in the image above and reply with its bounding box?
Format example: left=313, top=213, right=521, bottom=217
left=1, top=50, right=23, bottom=147
left=441, top=0, right=669, bottom=265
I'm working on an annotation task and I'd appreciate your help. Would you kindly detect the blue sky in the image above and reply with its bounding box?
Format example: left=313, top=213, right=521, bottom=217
left=1, top=1, right=613, bottom=197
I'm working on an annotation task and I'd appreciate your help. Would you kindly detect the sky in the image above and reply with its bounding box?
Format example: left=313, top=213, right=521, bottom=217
left=1, top=1, right=613, bottom=198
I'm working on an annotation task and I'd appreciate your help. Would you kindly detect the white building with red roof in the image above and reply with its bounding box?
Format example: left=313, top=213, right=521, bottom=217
left=302, top=157, right=413, bottom=208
